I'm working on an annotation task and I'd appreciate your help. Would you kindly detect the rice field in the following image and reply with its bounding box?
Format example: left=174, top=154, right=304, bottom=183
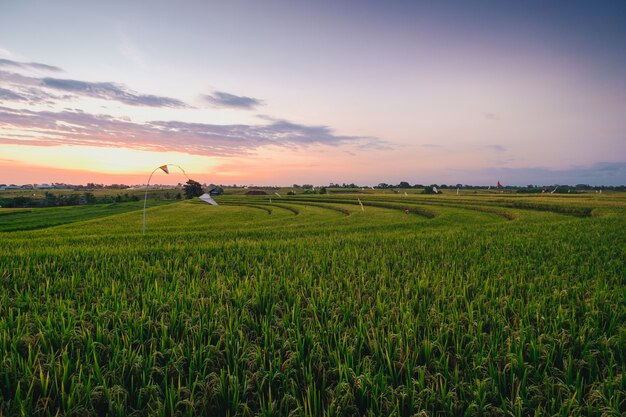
left=0, top=193, right=624, bottom=416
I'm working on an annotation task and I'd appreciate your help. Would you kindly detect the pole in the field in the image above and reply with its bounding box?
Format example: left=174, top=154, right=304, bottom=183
left=143, top=164, right=189, bottom=236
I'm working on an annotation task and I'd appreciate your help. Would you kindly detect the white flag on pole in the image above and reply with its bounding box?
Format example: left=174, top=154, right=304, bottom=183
left=199, top=193, right=218, bottom=205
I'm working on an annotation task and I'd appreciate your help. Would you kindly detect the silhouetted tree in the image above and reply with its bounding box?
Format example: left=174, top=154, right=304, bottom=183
left=183, top=179, right=204, bottom=199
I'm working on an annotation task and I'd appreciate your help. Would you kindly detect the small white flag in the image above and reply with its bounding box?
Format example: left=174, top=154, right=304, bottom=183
left=274, top=192, right=281, bottom=197
left=357, top=198, right=364, bottom=212
left=199, top=193, right=218, bottom=205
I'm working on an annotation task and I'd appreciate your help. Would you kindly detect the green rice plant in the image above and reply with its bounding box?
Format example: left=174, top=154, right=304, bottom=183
left=0, top=194, right=624, bottom=416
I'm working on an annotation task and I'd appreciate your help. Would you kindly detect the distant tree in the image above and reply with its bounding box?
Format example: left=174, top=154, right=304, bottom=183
left=422, top=186, right=440, bottom=195
left=44, top=191, right=57, bottom=207
left=398, top=181, right=411, bottom=188
left=84, top=192, right=96, bottom=204
left=287, top=190, right=296, bottom=195
left=293, top=184, right=301, bottom=188
left=13, top=197, right=33, bottom=208
left=302, top=184, right=313, bottom=189
left=64, top=194, right=79, bottom=205
left=183, top=179, right=204, bottom=199
left=319, top=187, right=327, bottom=195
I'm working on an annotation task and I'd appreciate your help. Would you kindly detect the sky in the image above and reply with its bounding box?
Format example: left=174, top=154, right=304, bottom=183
left=1, top=0, right=625, bottom=186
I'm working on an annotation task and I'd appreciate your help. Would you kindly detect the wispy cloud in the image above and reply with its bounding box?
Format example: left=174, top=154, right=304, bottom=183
left=0, top=68, right=189, bottom=108
left=0, top=87, right=25, bottom=101
left=0, top=78, right=65, bottom=105
left=486, top=144, right=506, bottom=152
left=0, top=106, right=387, bottom=156
left=203, top=91, right=263, bottom=109
left=0, top=57, right=388, bottom=156
left=0, top=58, right=62, bottom=72
left=41, top=78, right=189, bottom=108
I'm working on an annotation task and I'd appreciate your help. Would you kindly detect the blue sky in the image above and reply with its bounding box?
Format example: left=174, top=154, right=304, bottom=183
left=0, top=1, right=625, bottom=185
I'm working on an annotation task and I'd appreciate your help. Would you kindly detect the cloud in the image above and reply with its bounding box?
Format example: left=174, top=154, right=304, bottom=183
left=0, top=57, right=387, bottom=155
left=0, top=81, right=63, bottom=105
left=0, top=67, right=189, bottom=108
left=203, top=91, right=263, bottom=109
left=41, top=78, right=189, bottom=108
left=0, top=106, right=387, bottom=156
left=486, top=144, right=506, bottom=152
left=149, top=117, right=387, bottom=152
left=0, top=87, right=25, bottom=101
left=0, top=69, right=42, bottom=86
left=0, top=58, right=62, bottom=72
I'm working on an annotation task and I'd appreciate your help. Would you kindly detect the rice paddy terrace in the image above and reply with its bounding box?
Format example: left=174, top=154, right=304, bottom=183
left=0, top=193, right=624, bottom=416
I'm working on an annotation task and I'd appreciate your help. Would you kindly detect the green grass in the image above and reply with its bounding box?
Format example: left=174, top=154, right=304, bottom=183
left=0, top=200, right=175, bottom=232
left=0, top=194, right=624, bottom=416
